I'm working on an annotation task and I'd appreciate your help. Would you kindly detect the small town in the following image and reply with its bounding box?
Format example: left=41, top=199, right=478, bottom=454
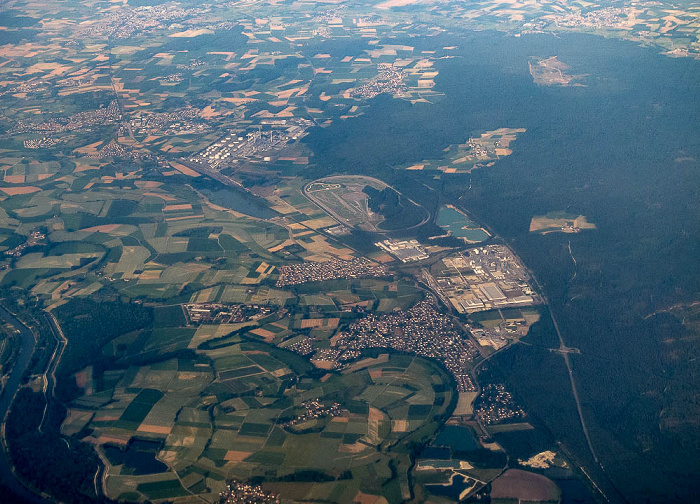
left=282, top=399, right=345, bottom=428
left=474, top=383, right=525, bottom=425
left=283, top=336, right=314, bottom=356
left=333, top=298, right=479, bottom=392
left=555, top=7, right=635, bottom=30
left=130, top=107, right=209, bottom=136
left=275, top=257, right=388, bottom=287
left=350, top=64, right=407, bottom=99
left=76, top=4, right=208, bottom=39
left=219, top=480, right=279, bottom=504
left=10, top=100, right=121, bottom=135
left=89, top=140, right=137, bottom=160
left=0, top=80, right=48, bottom=97
left=23, top=137, right=60, bottom=150
left=466, top=137, right=491, bottom=158
left=4, top=229, right=46, bottom=258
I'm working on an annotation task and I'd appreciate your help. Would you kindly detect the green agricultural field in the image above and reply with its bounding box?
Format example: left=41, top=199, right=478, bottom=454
left=140, top=327, right=197, bottom=356
left=16, top=251, right=103, bottom=269
left=0, top=168, right=296, bottom=302
left=68, top=326, right=452, bottom=504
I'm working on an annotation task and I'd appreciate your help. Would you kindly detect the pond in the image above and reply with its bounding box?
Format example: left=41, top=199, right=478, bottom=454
left=425, top=473, right=474, bottom=500
left=433, top=425, right=479, bottom=452
left=200, top=187, right=276, bottom=219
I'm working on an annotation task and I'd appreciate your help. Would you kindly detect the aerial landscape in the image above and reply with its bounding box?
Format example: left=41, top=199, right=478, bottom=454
left=0, top=0, right=697, bottom=503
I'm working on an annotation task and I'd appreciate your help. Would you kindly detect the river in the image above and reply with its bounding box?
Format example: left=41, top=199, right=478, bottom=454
left=0, top=306, right=50, bottom=504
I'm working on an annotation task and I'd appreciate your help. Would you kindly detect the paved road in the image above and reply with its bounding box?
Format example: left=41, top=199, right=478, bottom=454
left=302, top=175, right=432, bottom=233
left=448, top=201, right=621, bottom=502
left=526, top=267, right=628, bottom=504
left=40, top=313, right=66, bottom=433
left=545, top=303, right=598, bottom=462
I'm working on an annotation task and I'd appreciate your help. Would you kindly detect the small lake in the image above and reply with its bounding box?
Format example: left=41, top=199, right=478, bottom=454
left=433, top=425, right=479, bottom=452
left=201, top=188, right=276, bottom=219
left=426, top=474, right=474, bottom=500
left=436, top=206, right=490, bottom=242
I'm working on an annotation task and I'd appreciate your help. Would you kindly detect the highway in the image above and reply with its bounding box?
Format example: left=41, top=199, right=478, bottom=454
left=524, top=262, right=629, bottom=504
left=545, top=301, right=597, bottom=462
left=448, top=200, right=626, bottom=503
left=453, top=199, right=599, bottom=459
